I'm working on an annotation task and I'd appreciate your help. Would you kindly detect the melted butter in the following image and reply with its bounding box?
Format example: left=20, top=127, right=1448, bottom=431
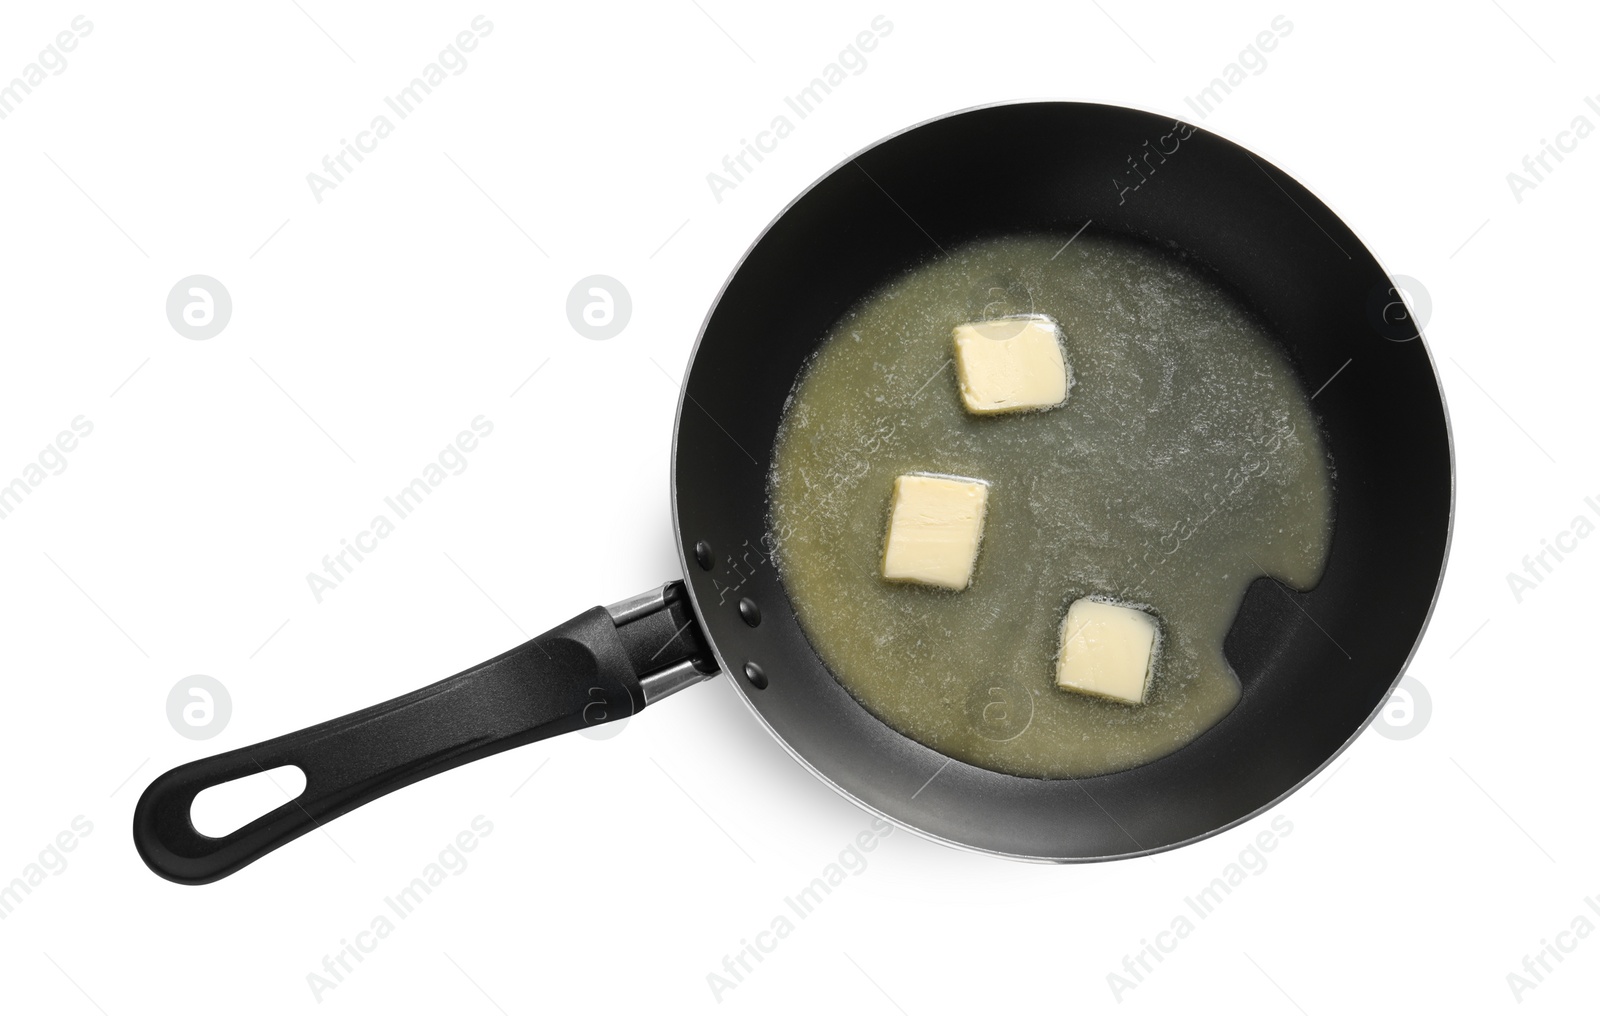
left=768, top=232, right=1333, bottom=778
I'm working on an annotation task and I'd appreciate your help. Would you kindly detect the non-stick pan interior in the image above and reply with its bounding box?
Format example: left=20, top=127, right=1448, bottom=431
left=672, top=102, right=1451, bottom=859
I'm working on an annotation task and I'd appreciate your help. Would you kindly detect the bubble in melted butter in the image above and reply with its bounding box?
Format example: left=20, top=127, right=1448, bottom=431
left=768, top=232, right=1333, bottom=778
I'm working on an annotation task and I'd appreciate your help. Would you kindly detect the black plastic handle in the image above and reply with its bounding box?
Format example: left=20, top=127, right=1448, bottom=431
left=135, top=591, right=706, bottom=884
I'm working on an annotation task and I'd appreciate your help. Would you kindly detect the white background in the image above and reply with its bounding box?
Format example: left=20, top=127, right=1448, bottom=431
left=0, top=1, right=1595, bottom=1012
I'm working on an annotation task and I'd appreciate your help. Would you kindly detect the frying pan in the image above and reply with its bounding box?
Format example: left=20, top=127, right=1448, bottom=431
left=134, top=101, right=1452, bottom=883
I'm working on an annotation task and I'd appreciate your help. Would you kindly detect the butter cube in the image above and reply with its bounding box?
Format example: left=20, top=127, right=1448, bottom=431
left=881, top=474, right=989, bottom=590
left=1056, top=599, right=1159, bottom=705
left=952, top=316, right=1069, bottom=415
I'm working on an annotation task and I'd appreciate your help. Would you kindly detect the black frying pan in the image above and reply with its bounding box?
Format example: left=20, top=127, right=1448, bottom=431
left=134, top=101, right=1451, bottom=883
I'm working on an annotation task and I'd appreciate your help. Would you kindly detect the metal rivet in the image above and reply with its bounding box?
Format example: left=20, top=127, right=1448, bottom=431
left=694, top=540, right=713, bottom=571
left=738, top=597, right=761, bottom=627
left=743, top=662, right=768, bottom=690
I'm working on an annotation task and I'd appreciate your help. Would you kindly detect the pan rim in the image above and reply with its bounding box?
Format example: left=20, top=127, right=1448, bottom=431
left=668, top=97, right=1457, bottom=862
